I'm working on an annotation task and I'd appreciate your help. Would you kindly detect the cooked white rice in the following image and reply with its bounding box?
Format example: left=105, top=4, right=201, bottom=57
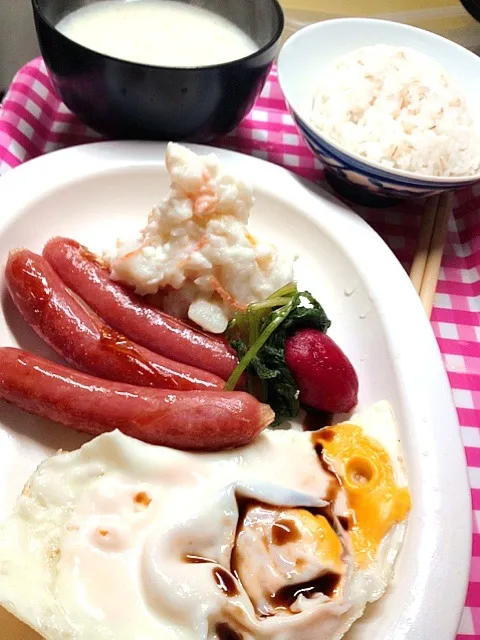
left=311, top=44, right=480, bottom=177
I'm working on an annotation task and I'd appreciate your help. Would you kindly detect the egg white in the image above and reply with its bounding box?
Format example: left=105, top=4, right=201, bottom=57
left=325, top=401, right=410, bottom=640
left=0, top=401, right=409, bottom=640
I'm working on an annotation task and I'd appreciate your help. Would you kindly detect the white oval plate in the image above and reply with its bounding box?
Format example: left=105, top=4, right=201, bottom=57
left=0, top=141, right=471, bottom=640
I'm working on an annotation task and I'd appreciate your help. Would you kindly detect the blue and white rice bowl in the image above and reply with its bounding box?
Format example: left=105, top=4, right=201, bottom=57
left=277, top=18, right=480, bottom=203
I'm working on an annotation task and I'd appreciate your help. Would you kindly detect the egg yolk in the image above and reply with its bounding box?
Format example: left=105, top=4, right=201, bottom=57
left=233, top=504, right=345, bottom=615
left=291, top=509, right=344, bottom=574
left=314, top=425, right=411, bottom=566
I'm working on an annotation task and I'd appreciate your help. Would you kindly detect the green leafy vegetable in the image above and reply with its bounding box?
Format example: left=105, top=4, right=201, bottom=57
left=225, top=283, right=330, bottom=425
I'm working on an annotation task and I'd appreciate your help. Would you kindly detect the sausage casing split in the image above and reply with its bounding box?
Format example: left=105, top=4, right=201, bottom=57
left=5, top=249, right=224, bottom=391
left=0, top=348, right=274, bottom=450
left=43, top=237, right=239, bottom=380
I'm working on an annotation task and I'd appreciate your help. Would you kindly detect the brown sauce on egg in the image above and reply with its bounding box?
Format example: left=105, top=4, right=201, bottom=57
left=316, top=450, right=341, bottom=503
left=317, top=451, right=333, bottom=476
left=302, top=410, right=334, bottom=431
left=270, top=572, right=340, bottom=609
left=338, top=516, right=351, bottom=531
left=271, top=518, right=302, bottom=546
left=183, top=554, right=215, bottom=564
left=212, top=567, right=240, bottom=597
left=317, top=427, right=335, bottom=442
left=326, top=480, right=340, bottom=503
left=215, top=623, right=243, bottom=640
left=230, top=497, right=249, bottom=579
left=312, top=431, right=342, bottom=504
left=310, top=505, right=336, bottom=529
left=184, top=554, right=239, bottom=598
left=231, top=498, right=344, bottom=620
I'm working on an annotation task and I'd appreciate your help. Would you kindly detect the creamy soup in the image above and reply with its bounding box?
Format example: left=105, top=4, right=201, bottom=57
left=56, top=0, right=258, bottom=67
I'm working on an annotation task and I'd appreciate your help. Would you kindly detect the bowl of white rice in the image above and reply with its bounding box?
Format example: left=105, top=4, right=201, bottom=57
left=277, top=18, right=480, bottom=205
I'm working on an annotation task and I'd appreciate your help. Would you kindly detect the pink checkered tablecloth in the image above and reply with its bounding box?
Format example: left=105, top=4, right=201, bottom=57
left=1, top=58, right=479, bottom=637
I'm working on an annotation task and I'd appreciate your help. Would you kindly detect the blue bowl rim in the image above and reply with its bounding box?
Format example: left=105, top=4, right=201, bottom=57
left=278, top=17, right=480, bottom=188
left=293, top=112, right=478, bottom=189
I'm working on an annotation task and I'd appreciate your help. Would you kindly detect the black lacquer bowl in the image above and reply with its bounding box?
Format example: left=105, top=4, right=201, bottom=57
left=31, top=0, right=284, bottom=141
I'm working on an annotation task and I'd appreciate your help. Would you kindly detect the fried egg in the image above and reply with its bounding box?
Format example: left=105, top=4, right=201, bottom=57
left=0, top=401, right=410, bottom=640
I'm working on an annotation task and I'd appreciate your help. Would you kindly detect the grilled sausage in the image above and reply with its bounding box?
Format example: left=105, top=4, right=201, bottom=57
left=0, top=348, right=274, bottom=450
left=5, top=249, right=224, bottom=391
left=43, top=237, right=239, bottom=380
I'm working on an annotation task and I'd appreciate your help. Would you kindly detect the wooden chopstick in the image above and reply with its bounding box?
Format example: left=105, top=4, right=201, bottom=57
left=409, top=195, right=440, bottom=293
left=418, top=192, right=453, bottom=318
